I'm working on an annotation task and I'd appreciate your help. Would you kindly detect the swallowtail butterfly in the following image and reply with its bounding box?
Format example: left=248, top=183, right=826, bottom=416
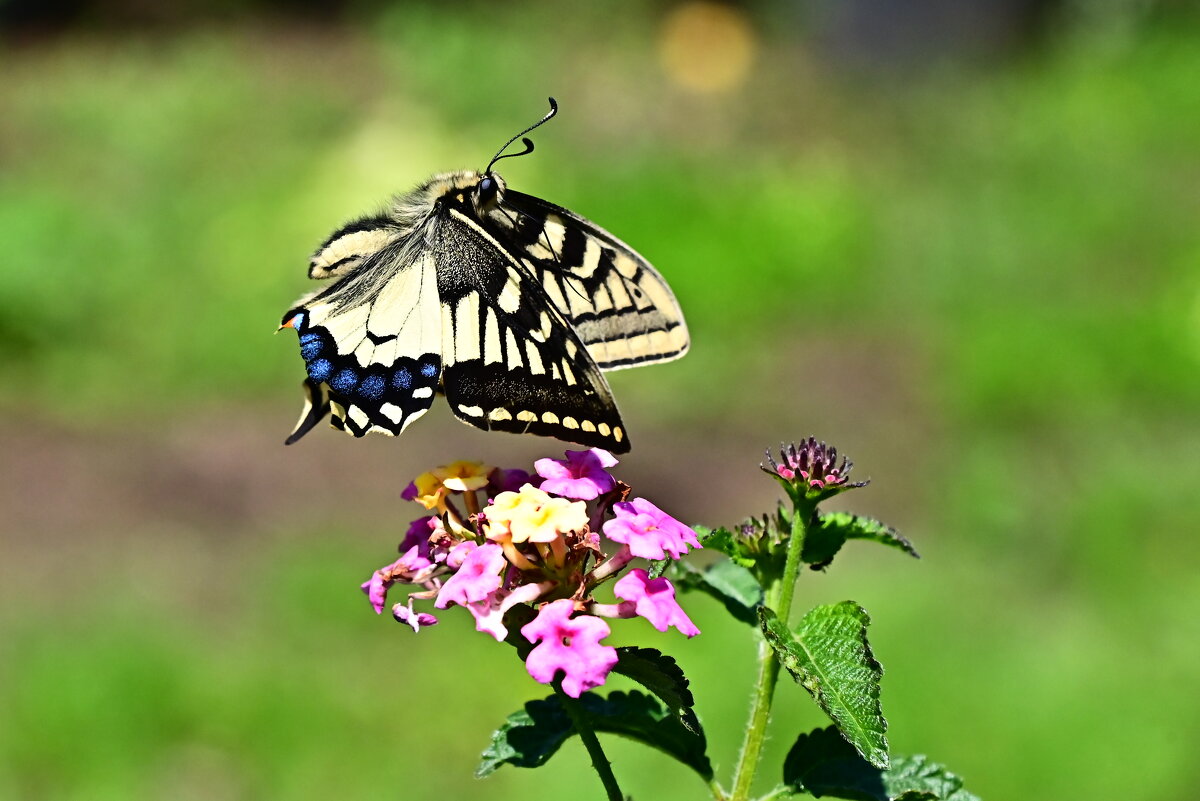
left=280, top=99, right=688, bottom=454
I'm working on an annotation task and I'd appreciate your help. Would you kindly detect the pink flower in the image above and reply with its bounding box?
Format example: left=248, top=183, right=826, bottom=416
left=466, top=583, right=549, bottom=641
left=434, top=543, right=506, bottom=609
left=521, top=599, right=619, bottom=698
left=361, top=546, right=435, bottom=613
left=614, top=569, right=700, bottom=637
left=444, top=539, right=478, bottom=569
left=535, top=449, right=618, bottom=500
left=602, top=498, right=701, bottom=560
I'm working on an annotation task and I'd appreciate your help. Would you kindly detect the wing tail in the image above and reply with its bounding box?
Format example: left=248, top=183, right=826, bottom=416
left=285, top=379, right=331, bottom=445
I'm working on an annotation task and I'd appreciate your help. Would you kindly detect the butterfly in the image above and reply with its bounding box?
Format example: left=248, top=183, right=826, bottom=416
left=279, top=98, right=688, bottom=454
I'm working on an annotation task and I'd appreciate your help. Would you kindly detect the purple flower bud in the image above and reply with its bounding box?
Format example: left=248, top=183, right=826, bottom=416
left=392, top=600, right=439, bottom=632
left=400, top=516, right=437, bottom=556
left=487, top=466, right=534, bottom=497
left=762, top=438, right=869, bottom=499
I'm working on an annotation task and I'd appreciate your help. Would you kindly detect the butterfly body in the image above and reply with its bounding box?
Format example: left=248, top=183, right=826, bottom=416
left=282, top=150, right=688, bottom=454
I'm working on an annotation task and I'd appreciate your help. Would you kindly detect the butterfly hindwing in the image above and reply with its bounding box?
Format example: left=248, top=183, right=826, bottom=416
left=282, top=241, right=443, bottom=439
left=482, top=189, right=689, bottom=370
left=435, top=208, right=630, bottom=453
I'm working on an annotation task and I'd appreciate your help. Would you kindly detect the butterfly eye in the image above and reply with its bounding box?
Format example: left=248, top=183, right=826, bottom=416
left=478, top=176, right=498, bottom=204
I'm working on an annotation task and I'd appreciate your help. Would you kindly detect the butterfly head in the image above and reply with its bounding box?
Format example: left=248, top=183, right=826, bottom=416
left=474, top=171, right=507, bottom=211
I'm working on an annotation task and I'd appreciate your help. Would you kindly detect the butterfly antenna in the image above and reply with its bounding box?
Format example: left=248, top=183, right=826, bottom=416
left=485, top=97, right=559, bottom=173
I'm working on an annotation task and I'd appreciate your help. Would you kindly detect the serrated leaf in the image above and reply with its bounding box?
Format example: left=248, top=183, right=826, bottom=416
left=882, top=755, right=979, bottom=801
left=477, top=691, right=713, bottom=781
left=818, top=513, right=920, bottom=560
left=760, top=603, right=888, bottom=768
left=784, top=727, right=978, bottom=801
left=612, top=646, right=701, bottom=733
left=667, top=558, right=762, bottom=625
left=477, top=696, right=574, bottom=777
left=783, top=726, right=888, bottom=800
left=801, top=515, right=850, bottom=567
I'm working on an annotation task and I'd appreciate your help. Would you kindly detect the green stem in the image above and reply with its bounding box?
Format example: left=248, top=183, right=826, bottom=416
left=557, top=687, right=624, bottom=801
left=729, top=503, right=811, bottom=801
left=776, top=505, right=810, bottom=628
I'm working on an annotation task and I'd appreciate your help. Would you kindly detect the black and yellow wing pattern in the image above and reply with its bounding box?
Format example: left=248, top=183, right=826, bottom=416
left=279, top=101, right=688, bottom=453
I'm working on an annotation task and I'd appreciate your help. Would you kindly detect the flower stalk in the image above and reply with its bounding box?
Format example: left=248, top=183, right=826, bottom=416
left=730, top=500, right=812, bottom=801
left=556, top=685, right=624, bottom=801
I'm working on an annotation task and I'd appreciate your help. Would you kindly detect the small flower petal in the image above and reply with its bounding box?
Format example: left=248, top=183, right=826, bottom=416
left=361, top=546, right=435, bottom=613
left=535, top=449, right=618, bottom=500
left=486, top=484, right=589, bottom=543
left=437, top=460, right=494, bottom=492
left=467, top=582, right=548, bottom=641
left=521, top=599, right=618, bottom=698
left=602, top=498, right=701, bottom=560
left=434, top=543, right=506, bottom=609
left=614, top=569, right=700, bottom=637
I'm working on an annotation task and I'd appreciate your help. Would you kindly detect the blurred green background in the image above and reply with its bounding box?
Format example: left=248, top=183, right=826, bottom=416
left=1, top=1, right=1198, bottom=798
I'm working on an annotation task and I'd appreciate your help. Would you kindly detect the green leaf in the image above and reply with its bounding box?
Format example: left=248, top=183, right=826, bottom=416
left=782, top=726, right=888, bottom=800
left=801, top=515, right=850, bottom=567
left=811, top=513, right=920, bottom=566
left=477, top=691, right=712, bottom=781
left=783, top=727, right=978, bottom=801
left=612, top=646, right=701, bottom=733
left=696, top=525, right=758, bottom=567
left=477, top=696, right=575, bottom=776
left=882, top=755, right=979, bottom=801
left=667, top=558, right=763, bottom=625
left=760, top=603, right=888, bottom=768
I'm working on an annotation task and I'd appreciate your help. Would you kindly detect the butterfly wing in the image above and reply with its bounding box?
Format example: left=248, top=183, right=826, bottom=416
left=481, top=189, right=690, bottom=371
left=281, top=242, right=444, bottom=442
left=434, top=207, right=630, bottom=453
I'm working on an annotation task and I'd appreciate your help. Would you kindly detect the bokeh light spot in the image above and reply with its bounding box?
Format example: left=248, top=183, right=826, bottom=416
left=659, top=1, right=757, bottom=94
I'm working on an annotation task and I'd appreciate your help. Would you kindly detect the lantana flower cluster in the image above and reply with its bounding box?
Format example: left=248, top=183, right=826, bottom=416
left=361, top=449, right=702, bottom=698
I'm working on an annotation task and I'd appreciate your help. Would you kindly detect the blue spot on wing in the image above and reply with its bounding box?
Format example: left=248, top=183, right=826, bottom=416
left=307, top=359, right=333, bottom=381
left=392, top=368, right=412, bottom=390
left=300, top=337, right=323, bottom=361
left=331, top=368, right=358, bottom=393
left=421, top=362, right=437, bottom=378
left=359, top=374, right=386, bottom=399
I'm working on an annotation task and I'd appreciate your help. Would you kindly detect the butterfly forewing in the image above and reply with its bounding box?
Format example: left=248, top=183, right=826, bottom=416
left=435, top=208, right=629, bottom=452
left=482, top=189, right=690, bottom=370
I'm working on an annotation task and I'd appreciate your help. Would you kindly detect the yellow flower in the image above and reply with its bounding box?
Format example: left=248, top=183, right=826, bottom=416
left=436, top=460, right=493, bottom=492
left=408, top=460, right=494, bottom=510
left=486, top=484, right=588, bottom=544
